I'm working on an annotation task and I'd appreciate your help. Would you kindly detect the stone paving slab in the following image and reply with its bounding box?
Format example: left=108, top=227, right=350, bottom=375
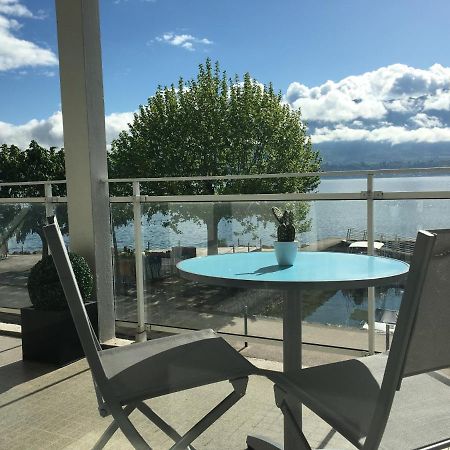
left=0, top=335, right=355, bottom=450
left=2, top=335, right=450, bottom=450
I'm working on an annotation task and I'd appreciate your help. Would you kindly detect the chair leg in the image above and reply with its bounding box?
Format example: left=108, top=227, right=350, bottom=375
left=109, top=403, right=152, bottom=450
left=92, top=421, right=119, bottom=450
left=99, top=377, right=247, bottom=450
left=137, top=402, right=197, bottom=450
left=92, top=404, right=135, bottom=450
left=274, top=384, right=312, bottom=450
left=168, top=377, right=249, bottom=450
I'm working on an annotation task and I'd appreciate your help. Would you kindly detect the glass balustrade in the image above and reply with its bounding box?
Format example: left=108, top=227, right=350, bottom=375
left=1, top=171, right=449, bottom=355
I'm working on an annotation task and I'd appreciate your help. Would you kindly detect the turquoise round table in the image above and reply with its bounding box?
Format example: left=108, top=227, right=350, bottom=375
left=178, top=251, right=409, bottom=450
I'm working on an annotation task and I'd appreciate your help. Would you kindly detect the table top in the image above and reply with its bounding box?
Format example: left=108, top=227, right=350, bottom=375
left=177, top=251, right=409, bottom=290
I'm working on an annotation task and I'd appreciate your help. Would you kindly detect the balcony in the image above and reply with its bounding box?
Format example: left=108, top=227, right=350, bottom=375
left=1, top=169, right=449, bottom=449
left=1, top=0, right=449, bottom=446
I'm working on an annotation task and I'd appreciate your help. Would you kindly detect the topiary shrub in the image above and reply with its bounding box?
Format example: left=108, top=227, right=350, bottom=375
left=27, top=253, right=93, bottom=311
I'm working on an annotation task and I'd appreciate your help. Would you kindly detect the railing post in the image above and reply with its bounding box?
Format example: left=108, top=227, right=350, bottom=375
left=44, top=183, right=54, bottom=218
left=44, top=183, right=54, bottom=255
left=367, top=173, right=376, bottom=355
left=133, top=181, right=146, bottom=342
left=244, top=305, right=248, bottom=348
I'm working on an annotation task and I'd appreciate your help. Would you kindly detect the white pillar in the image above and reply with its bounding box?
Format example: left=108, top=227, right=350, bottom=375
left=55, top=0, right=115, bottom=341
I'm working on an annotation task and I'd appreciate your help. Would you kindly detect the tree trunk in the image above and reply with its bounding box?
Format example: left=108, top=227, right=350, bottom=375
left=207, top=204, right=221, bottom=255
left=37, top=229, right=49, bottom=259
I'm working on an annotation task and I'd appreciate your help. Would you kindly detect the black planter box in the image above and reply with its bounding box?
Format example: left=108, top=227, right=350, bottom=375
left=21, top=302, right=98, bottom=365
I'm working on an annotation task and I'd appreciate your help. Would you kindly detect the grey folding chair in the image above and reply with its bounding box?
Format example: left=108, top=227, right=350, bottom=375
left=43, top=217, right=258, bottom=450
left=272, top=230, right=450, bottom=450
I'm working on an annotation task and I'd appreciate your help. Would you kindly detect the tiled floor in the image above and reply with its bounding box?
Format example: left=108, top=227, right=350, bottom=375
left=0, top=335, right=355, bottom=450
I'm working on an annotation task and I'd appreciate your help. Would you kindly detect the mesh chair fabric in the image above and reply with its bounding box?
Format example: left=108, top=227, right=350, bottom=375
left=403, top=229, right=450, bottom=377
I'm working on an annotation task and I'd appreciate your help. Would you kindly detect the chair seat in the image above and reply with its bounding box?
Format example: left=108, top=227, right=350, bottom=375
left=100, top=329, right=255, bottom=403
left=379, top=371, right=450, bottom=450
left=283, top=354, right=450, bottom=449
left=284, top=354, right=386, bottom=447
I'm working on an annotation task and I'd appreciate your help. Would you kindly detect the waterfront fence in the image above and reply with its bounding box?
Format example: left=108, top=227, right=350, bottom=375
left=1, top=167, right=450, bottom=355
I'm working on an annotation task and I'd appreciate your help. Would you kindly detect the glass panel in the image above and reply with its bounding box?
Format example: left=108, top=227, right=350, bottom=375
left=308, top=199, right=366, bottom=243
left=249, top=199, right=370, bottom=352
left=374, top=174, right=450, bottom=192
left=318, top=176, right=367, bottom=194
left=0, top=203, right=70, bottom=310
left=112, top=193, right=450, bottom=354
left=372, top=198, right=450, bottom=352
left=375, top=198, right=450, bottom=239
left=112, top=198, right=382, bottom=353
left=110, top=203, right=138, bottom=324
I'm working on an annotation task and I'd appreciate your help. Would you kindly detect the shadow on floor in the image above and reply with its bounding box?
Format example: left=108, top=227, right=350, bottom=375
left=0, top=337, right=57, bottom=394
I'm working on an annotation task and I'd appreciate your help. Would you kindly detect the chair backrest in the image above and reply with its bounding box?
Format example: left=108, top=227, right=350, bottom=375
left=43, top=217, right=108, bottom=388
left=401, top=228, right=450, bottom=377
left=364, top=229, right=438, bottom=449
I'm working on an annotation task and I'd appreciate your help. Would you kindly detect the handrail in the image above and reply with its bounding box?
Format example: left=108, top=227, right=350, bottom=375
left=107, top=166, right=450, bottom=183
left=0, top=180, right=66, bottom=187
left=1, top=166, right=450, bottom=187
left=2, top=191, right=450, bottom=204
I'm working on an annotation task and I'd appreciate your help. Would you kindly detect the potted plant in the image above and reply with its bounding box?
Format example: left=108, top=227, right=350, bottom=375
left=272, top=207, right=298, bottom=266
left=21, top=252, right=97, bottom=365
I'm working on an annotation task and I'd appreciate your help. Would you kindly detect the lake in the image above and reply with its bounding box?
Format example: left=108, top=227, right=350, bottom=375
left=8, top=174, right=450, bottom=253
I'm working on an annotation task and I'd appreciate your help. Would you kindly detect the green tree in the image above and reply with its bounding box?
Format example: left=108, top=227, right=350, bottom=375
left=109, top=59, right=321, bottom=254
left=0, top=141, right=66, bottom=258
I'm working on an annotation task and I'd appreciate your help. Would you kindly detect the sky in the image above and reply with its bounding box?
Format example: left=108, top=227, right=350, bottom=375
left=1, top=0, right=450, bottom=165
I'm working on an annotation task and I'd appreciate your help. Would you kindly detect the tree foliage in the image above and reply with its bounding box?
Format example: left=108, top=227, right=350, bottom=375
left=0, top=140, right=67, bottom=257
left=109, top=59, right=321, bottom=253
left=110, top=59, right=320, bottom=194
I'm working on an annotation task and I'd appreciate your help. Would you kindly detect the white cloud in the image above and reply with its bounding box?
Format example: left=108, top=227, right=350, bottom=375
left=286, top=64, right=450, bottom=124
left=423, top=89, right=450, bottom=111
left=104, top=112, right=135, bottom=146
left=42, top=70, right=56, bottom=77
left=0, top=1, right=58, bottom=71
left=0, top=111, right=134, bottom=149
left=312, top=125, right=450, bottom=145
left=410, top=113, right=443, bottom=128
left=284, top=64, right=450, bottom=148
left=0, top=0, right=32, bottom=17
left=154, top=32, right=213, bottom=51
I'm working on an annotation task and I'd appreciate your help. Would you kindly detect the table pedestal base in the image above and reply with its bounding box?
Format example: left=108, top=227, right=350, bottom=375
left=247, top=434, right=313, bottom=450
left=246, top=435, right=282, bottom=450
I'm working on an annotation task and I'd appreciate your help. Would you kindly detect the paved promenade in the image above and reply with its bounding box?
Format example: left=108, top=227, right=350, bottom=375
left=0, top=254, right=38, bottom=309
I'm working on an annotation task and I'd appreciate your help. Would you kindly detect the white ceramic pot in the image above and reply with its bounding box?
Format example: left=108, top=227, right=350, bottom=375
left=274, top=241, right=298, bottom=266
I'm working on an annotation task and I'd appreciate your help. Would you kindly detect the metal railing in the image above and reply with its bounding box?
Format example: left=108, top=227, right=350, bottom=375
left=1, top=166, right=450, bottom=354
